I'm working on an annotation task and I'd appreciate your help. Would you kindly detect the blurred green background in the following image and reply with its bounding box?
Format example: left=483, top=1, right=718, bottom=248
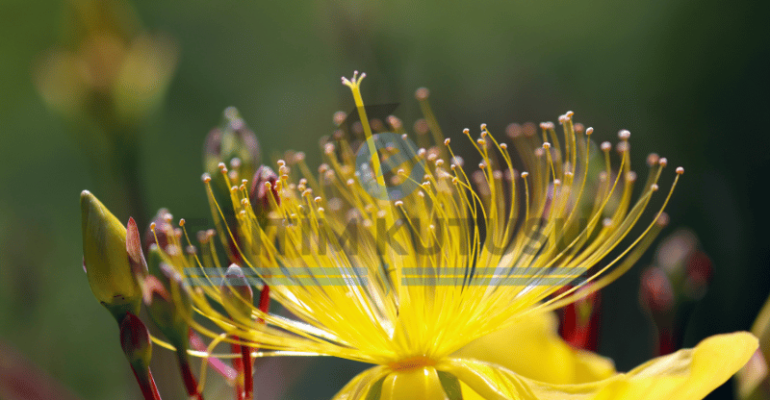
left=0, top=0, right=768, bottom=399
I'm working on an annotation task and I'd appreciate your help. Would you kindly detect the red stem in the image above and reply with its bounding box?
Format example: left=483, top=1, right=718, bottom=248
left=658, top=329, right=676, bottom=356
left=231, top=339, right=245, bottom=400
left=240, top=344, right=253, bottom=400
left=130, top=365, right=161, bottom=400
left=177, top=351, right=204, bottom=400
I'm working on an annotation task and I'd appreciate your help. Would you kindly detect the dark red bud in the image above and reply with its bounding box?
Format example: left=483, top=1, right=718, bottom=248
left=249, top=165, right=279, bottom=217
left=640, top=267, right=674, bottom=313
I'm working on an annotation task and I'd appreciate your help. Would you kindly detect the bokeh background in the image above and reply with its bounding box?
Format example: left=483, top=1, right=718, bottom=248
left=0, top=0, right=768, bottom=399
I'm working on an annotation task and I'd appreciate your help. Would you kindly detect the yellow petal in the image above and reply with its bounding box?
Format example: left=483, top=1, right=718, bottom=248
left=444, top=332, right=757, bottom=400
left=81, top=190, right=141, bottom=320
left=454, top=311, right=615, bottom=384
left=380, top=367, right=448, bottom=400
left=591, top=332, right=759, bottom=400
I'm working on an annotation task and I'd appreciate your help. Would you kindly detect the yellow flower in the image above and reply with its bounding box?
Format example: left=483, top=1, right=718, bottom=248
left=109, top=72, right=755, bottom=399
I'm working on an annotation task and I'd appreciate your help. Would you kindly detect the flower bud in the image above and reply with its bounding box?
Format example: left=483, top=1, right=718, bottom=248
left=119, top=312, right=152, bottom=369
left=81, top=190, right=141, bottom=321
left=221, top=264, right=254, bottom=325
left=204, top=107, right=261, bottom=183
left=144, top=208, right=172, bottom=253
left=144, top=267, right=191, bottom=348
left=249, top=165, right=279, bottom=223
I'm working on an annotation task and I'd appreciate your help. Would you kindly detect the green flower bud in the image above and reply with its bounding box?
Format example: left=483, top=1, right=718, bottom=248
left=144, top=262, right=192, bottom=348
left=81, top=190, right=141, bottom=321
left=204, top=107, right=261, bottom=186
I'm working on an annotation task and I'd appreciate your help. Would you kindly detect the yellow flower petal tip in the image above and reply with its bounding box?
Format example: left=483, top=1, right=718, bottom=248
left=81, top=190, right=141, bottom=320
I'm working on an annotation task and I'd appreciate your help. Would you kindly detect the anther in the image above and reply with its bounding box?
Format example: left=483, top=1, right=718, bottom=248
left=414, top=119, right=429, bottom=135
left=651, top=184, right=659, bottom=192
left=402, top=133, right=408, bottom=140
left=554, top=179, right=561, bottom=186
left=500, top=143, right=508, bottom=149
left=150, top=222, right=156, bottom=231
left=479, top=162, right=486, bottom=169
left=179, top=219, right=186, bottom=227
left=480, top=123, right=487, bottom=131
left=218, top=162, right=228, bottom=173
left=314, top=197, right=322, bottom=203
left=659, top=158, right=668, bottom=167
left=444, top=138, right=451, bottom=146
left=657, top=213, right=670, bottom=226
left=230, top=157, right=242, bottom=169
left=586, top=127, right=594, bottom=135
left=463, top=128, right=470, bottom=135
left=543, top=142, right=551, bottom=149
left=601, top=142, right=612, bottom=151
left=521, top=171, right=529, bottom=178
left=647, top=153, right=660, bottom=166
left=477, top=138, right=486, bottom=146
left=506, top=123, right=522, bottom=138
left=415, top=87, right=430, bottom=101
left=626, top=171, right=637, bottom=182
left=333, top=111, right=347, bottom=126
left=395, top=200, right=404, bottom=207
left=202, top=173, right=212, bottom=183
left=676, top=167, right=684, bottom=175
left=566, top=111, right=574, bottom=119
left=618, top=130, right=631, bottom=140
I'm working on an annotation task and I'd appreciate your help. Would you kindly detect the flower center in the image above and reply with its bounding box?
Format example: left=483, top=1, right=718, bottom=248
left=388, top=356, right=436, bottom=371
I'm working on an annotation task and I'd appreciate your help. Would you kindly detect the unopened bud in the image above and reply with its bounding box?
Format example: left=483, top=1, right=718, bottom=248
left=221, top=264, right=254, bottom=325
left=205, top=107, right=261, bottom=196
left=144, top=269, right=191, bottom=348
left=81, top=190, right=141, bottom=321
left=144, top=208, right=172, bottom=253
left=249, top=165, right=279, bottom=222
